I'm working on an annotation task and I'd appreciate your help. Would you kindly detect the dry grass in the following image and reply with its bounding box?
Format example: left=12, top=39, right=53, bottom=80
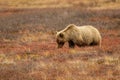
left=0, top=40, right=120, bottom=80
left=0, top=0, right=120, bottom=9
left=0, top=1, right=120, bottom=80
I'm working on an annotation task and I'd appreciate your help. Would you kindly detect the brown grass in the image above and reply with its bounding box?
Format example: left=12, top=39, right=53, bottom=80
left=0, top=0, right=120, bottom=9
left=0, top=2, right=120, bottom=80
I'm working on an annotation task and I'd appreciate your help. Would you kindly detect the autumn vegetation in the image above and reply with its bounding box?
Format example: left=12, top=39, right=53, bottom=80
left=0, top=0, right=120, bottom=80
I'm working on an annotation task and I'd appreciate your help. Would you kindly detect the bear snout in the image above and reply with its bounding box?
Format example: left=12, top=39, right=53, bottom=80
left=57, top=42, right=65, bottom=48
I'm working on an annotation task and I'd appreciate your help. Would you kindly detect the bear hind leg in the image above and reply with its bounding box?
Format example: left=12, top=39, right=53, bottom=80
left=68, top=40, right=75, bottom=48
left=90, top=40, right=101, bottom=47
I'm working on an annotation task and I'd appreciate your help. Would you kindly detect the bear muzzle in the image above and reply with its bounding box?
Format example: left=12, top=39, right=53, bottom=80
left=57, top=42, right=64, bottom=48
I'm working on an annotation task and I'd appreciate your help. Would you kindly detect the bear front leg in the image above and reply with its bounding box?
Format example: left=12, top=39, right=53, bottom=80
left=68, top=40, right=75, bottom=48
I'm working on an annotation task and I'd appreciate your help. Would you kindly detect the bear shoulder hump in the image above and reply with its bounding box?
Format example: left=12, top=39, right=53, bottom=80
left=66, top=24, right=76, bottom=29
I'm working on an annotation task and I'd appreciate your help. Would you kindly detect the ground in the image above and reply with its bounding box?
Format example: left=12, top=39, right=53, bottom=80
left=0, top=0, right=120, bottom=80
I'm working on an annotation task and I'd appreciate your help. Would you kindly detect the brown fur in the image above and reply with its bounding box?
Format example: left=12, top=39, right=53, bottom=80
left=56, top=24, right=101, bottom=48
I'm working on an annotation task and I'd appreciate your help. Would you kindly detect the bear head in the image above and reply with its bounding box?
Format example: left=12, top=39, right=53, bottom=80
left=56, top=24, right=76, bottom=48
left=56, top=32, right=66, bottom=48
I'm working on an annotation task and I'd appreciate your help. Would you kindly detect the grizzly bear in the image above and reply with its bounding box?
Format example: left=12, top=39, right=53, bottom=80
left=56, top=24, right=101, bottom=48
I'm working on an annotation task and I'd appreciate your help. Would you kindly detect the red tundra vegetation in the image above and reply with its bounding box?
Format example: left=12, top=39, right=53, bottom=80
left=0, top=1, right=120, bottom=80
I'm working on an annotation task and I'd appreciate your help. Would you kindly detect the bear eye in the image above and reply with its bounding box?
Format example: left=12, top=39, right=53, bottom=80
left=59, top=33, right=64, bottom=38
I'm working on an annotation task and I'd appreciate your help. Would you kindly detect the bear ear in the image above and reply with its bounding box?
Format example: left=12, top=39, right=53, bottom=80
left=55, top=31, right=58, bottom=34
left=59, top=33, right=64, bottom=38
left=56, top=31, right=58, bottom=34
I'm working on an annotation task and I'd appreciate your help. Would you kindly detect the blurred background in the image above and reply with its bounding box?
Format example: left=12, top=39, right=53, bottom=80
left=0, top=0, right=120, bottom=9
left=0, top=0, right=120, bottom=80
